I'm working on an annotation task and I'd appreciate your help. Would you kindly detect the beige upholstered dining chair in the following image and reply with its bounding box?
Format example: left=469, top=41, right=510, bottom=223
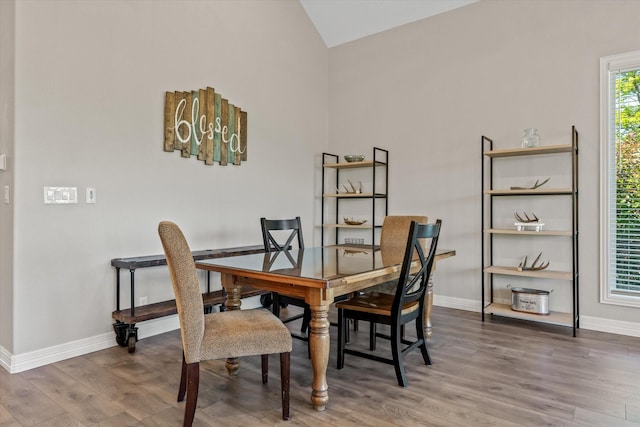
left=360, top=215, right=428, bottom=349
left=337, top=219, right=441, bottom=387
left=372, top=215, right=428, bottom=294
left=158, top=221, right=292, bottom=427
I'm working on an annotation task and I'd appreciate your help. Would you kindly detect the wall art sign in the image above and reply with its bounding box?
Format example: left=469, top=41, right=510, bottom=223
left=163, top=87, right=247, bottom=166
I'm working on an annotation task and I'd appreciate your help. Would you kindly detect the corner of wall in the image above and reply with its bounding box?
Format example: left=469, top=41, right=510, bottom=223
left=0, top=0, right=16, bottom=356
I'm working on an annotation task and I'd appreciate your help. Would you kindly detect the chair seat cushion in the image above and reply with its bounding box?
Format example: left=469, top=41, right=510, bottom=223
left=335, top=292, right=419, bottom=316
left=365, top=280, right=396, bottom=295
left=200, top=308, right=292, bottom=360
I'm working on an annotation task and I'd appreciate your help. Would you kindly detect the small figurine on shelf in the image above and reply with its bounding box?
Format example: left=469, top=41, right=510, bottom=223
left=516, top=252, right=550, bottom=271
left=337, top=180, right=363, bottom=194
left=514, top=211, right=545, bottom=231
left=510, top=177, right=550, bottom=190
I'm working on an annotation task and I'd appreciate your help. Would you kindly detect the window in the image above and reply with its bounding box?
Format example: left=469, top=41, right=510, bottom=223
left=600, top=50, right=640, bottom=307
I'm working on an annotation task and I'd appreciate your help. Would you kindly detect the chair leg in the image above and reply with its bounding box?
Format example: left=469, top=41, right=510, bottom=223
left=416, top=311, right=431, bottom=365
left=261, top=354, right=269, bottom=384
left=272, top=293, right=281, bottom=317
left=183, top=362, right=200, bottom=427
left=337, top=308, right=345, bottom=369
left=178, top=353, right=187, bottom=402
left=301, top=308, right=311, bottom=334
left=391, top=324, right=408, bottom=387
left=369, top=322, right=376, bottom=351
left=345, top=319, right=350, bottom=344
left=280, top=352, right=291, bottom=420
left=260, top=293, right=273, bottom=308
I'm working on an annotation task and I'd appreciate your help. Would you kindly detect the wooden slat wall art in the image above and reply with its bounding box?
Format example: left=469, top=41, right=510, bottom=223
left=163, top=87, right=248, bottom=166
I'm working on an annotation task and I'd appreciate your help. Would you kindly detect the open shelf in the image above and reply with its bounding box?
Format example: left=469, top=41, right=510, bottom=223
left=484, top=303, right=573, bottom=327
left=323, top=224, right=374, bottom=229
left=484, top=228, right=573, bottom=236
left=483, top=144, right=572, bottom=158
left=323, top=192, right=387, bottom=198
left=323, top=159, right=387, bottom=169
left=484, top=188, right=573, bottom=196
left=484, top=265, right=572, bottom=280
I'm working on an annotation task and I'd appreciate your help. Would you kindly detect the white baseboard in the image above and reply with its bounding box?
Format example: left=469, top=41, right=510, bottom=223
left=2, top=296, right=639, bottom=374
left=2, top=315, right=181, bottom=374
left=579, top=315, right=640, bottom=337
left=433, top=294, right=482, bottom=312
left=433, top=296, right=640, bottom=338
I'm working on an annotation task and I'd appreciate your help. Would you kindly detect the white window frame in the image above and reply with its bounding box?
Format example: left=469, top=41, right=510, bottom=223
left=600, top=49, right=640, bottom=307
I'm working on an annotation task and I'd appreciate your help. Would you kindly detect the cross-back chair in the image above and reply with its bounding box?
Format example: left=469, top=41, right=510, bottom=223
left=260, top=217, right=312, bottom=338
left=158, top=221, right=292, bottom=426
left=366, top=215, right=428, bottom=349
left=336, top=219, right=441, bottom=387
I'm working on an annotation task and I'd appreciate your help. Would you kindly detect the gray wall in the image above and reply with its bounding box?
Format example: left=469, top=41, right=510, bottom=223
left=4, top=0, right=640, bottom=372
left=328, top=0, right=640, bottom=330
left=0, top=0, right=16, bottom=357
left=3, top=0, right=327, bottom=365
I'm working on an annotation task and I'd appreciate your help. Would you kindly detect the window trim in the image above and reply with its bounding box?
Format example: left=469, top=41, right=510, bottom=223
left=600, top=49, right=640, bottom=308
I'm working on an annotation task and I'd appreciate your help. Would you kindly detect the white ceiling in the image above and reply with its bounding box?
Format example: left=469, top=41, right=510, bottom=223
left=299, top=0, right=479, bottom=48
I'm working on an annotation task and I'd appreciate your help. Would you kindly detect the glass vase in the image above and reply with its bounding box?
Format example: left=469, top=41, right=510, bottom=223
left=521, top=128, right=540, bottom=148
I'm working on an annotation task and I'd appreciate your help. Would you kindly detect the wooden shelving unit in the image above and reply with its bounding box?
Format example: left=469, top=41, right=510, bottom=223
left=321, top=148, right=388, bottom=249
left=481, top=127, right=579, bottom=336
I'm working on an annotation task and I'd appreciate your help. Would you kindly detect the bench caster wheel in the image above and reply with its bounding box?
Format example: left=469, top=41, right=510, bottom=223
left=127, top=326, right=138, bottom=353
left=113, top=322, right=129, bottom=347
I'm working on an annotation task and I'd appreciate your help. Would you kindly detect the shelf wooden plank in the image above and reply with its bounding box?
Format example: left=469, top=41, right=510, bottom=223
left=485, top=228, right=573, bottom=236
left=485, top=188, right=572, bottom=196
left=484, top=265, right=573, bottom=280
left=485, top=303, right=573, bottom=327
left=323, top=224, right=374, bottom=229
left=323, top=160, right=387, bottom=169
left=483, top=144, right=572, bottom=158
left=323, top=192, right=387, bottom=198
left=324, top=244, right=379, bottom=254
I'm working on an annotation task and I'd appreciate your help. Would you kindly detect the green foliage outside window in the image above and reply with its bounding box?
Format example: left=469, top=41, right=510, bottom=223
left=615, top=70, right=640, bottom=289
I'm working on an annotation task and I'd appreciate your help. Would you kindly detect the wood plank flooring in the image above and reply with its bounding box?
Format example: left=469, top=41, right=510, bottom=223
left=3, top=306, right=640, bottom=426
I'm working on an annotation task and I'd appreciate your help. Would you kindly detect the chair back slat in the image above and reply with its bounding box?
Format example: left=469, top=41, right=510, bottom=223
left=391, top=220, right=441, bottom=319
left=261, top=217, right=304, bottom=253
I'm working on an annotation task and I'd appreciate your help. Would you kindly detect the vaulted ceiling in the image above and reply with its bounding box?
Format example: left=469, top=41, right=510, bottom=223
left=299, top=0, right=478, bottom=47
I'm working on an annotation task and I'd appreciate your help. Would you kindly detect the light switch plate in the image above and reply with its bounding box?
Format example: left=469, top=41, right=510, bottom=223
left=0, top=154, right=6, bottom=171
left=44, top=187, right=78, bottom=204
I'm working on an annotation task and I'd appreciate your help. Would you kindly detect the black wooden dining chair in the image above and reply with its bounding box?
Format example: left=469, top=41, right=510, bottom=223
left=367, top=215, right=428, bottom=350
left=260, top=217, right=312, bottom=339
left=336, top=219, right=441, bottom=387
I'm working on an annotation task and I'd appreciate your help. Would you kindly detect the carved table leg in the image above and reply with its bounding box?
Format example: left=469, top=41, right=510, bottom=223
left=424, top=271, right=434, bottom=340
left=221, top=273, right=241, bottom=376
left=308, top=303, right=330, bottom=411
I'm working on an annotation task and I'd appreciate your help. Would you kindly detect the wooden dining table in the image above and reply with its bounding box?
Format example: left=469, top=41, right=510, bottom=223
left=196, top=246, right=455, bottom=411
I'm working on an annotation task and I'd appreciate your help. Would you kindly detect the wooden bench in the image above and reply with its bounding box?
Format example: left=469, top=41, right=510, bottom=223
left=111, top=244, right=267, bottom=352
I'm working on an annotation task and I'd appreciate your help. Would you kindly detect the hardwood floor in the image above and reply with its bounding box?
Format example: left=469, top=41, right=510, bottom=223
left=3, top=306, right=640, bottom=426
